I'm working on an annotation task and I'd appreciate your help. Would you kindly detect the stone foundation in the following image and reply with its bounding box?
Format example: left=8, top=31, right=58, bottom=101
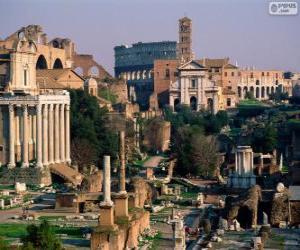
left=91, top=210, right=150, bottom=250
left=0, top=167, right=51, bottom=185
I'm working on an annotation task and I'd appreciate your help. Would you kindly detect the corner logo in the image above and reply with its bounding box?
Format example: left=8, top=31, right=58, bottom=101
left=269, top=2, right=298, bottom=15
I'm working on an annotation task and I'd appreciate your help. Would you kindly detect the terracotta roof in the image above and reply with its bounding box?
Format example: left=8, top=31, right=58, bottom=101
left=197, top=58, right=230, bottom=68
left=36, top=68, right=83, bottom=89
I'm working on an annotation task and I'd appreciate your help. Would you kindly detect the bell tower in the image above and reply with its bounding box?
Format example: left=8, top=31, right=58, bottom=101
left=177, top=16, right=193, bottom=63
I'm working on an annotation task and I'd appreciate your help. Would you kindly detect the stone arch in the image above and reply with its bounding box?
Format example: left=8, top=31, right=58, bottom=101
left=238, top=86, right=242, bottom=98
left=142, top=70, right=147, bottom=79
left=256, top=87, right=260, bottom=99
left=137, top=71, right=141, bottom=80
left=74, top=67, right=84, bottom=76
left=132, top=71, right=136, bottom=80
left=271, top=86, right=275, bottom=94
left=261, top=86, right=265, bottom=98
left=250, top=86, right=254, bottom=95
left=36, top=55, right=48, bottom=69
left=53, top=58, right=63, bottom=69
left=243, top=87, right=248, bottom=98
left=190, top=96, right=197, bottom=111
left=267, top=86, right=270, bottom=96
left=88, top=66, right=99, bottom=77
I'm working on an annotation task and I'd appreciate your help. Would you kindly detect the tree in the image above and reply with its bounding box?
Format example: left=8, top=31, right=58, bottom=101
left=172, top=126, right=218, bottom=177
left=22, top=220, right=63, bottom=250
left=0, top=237, right=9, bottom=250
left=245, top=91, right=255, bottom=100
left=251, top=125, right=277, bottom=153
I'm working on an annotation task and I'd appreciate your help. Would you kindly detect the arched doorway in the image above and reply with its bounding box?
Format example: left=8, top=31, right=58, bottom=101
left=53, top=58, right=63, bottom=69
left=190, top=96, right=197, bottom=111
left=243, top=87, right=248, bottom=98
left=207, top=98, right=213, bottom=113
left=267, top=87, right=270, bottom=96
left=250, top=86, right=254, bottom=95
left=174, top=98, right=180, bottom=112
left=261, top=87, right=265, bottom=98
left=256, top=87, right=260, bottom=99
left=238, top=86, right=242, bottom=98
left=36, top=55, right=48, bottom=69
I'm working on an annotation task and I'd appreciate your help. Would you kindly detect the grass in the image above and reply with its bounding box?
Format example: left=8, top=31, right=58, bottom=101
left=0, top=223, right=83, bottom=239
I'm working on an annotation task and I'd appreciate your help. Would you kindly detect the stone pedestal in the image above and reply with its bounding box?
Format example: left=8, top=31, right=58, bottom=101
left=99, top=204, right=115, bottom=227
left=114, top=193, right=129, bottom=218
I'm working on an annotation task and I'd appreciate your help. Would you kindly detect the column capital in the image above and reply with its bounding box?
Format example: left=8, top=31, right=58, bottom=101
left=22, top=105, right=28, bottom=113
left=49, top=104, right=54, bottom=112
left=36, top=104, right=42, bottom=113
left=65, top=105, right=70, bottom=111
left=8, top=104, right=14, bottom=113
left=59, top=103, right=65, bottom=111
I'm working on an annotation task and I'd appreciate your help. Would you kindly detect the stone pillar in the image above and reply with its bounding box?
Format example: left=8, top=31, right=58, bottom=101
left=8, top=104, right=15, bottom=168
left=119, top=131, right=126, bottom=193
left=59, top=104, right=65, bottom=162
left=54, top=104, right=60, bottom=163
left=102, top=156, right=113, bottom=206
left=32, top=113, right=36, bottom=157
left=21, top=105, right=29, bottom=168
left=65, top=104, right=71, bottom=164
left=15, top=107, right=21, bottom=161
left=36, top=104, right=43, bottom=168
left=99, top=155, right=115, bottom=227
left=48, top=104, right=54, bottom=164
left=42, top=104, right=48, bottom=165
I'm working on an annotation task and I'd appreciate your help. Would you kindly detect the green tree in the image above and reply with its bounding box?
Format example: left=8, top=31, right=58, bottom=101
left=22, top=220, right=63, bottom=250
left=0, top=237, right=10, bottom=250
left=251, top=125, right=277, bottom=153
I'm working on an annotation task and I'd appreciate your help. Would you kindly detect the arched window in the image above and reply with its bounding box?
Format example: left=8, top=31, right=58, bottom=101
left=238, top=86, right=242, bottom=98
left=74, top=67, right=83, bottom=76
left=53, top=58, right=63, bottom=69
left=36, top=55, right=48, bottom=69
left=261, top=87, right=265, bottom=98
left=174, top=98, right=180, bottom=112
left=256, top=87, right=260, bottom=98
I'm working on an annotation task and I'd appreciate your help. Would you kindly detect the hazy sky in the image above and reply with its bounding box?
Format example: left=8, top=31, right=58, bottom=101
left=0, top=0, right=299, bottom=75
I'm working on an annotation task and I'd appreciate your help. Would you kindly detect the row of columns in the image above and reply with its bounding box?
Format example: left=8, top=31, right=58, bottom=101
left=7, top=103, right=70, bottom=169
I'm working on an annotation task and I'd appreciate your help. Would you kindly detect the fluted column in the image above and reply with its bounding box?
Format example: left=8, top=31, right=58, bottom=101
left=42, top=104, right=48, bottom=165
left=21, top=105, right=29, bottom=168
left=8, top=104, right=15, bottom=168
left=36, top=104, right=43, bottom=168
left=48, top=104, right=54, bottom=164
left=65, top=104, right=71, bottom=164
left=59, top=104, right=65, bottom=162
left=54, top=104, right=60, bottom=163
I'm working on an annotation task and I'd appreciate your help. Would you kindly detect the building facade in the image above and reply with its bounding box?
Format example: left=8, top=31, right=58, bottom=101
left=0, top=26, right=71, bottom=168
left=114, top=41, right=177, bottom=110
left=169, top=60, right=219, bottom=114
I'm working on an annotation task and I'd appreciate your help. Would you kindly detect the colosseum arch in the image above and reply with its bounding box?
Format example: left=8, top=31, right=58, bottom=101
left=53, top=58, right=63, bottom=69
left=256, top=87, right=260, bottom=99
left=238, top=86, right=242, bottom=98
left=36, top=54, right=48, bottom=69
left=261, top=86, right=265, bottom=98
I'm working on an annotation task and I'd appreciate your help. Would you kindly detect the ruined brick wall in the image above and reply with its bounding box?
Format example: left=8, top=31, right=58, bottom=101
left=153, top=59, right=179, bottom=107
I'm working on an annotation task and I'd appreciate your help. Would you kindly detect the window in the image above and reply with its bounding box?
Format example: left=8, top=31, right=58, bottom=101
left=262, top=72, right=265, bottom=76
left=276, top=73, right=278, bottom=79
left=231, top=72, right=234, bottom=77
left=250, top=72, right=254, bottom=78
left=24, top=69, right=27, bottom=86
left=165, top=69, right=170, bottom=78
left=227, top=98, right=231, bottom=107
left=267, top=72, right=270, bottom=76
left=224, top=72, right=228, bottom=77
left=191, top=79, right=197, bottom=88
left=227, top=86, right=232, bottom=90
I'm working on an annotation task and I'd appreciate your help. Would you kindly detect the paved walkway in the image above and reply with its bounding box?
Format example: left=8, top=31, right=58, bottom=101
left=143, top=156, right=165, bottom=168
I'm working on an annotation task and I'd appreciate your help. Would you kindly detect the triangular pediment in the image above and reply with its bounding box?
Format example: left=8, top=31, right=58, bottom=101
left=178, top=60, right=206, bottom=70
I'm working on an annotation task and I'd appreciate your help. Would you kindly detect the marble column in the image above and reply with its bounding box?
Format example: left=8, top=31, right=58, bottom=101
left=59, top=104, right=65, bottom=162
left=42, top=104, right=48, bottom=165
left=32, top=113, right=36, bottom=157
left=21, top=105, right=29, bottom=168
left=36, top=104, right=43, bottom=168
left=65, top=104, right=71, bottom=164
left=48, top=104, right=54, bottom=164
left=54, top=104, right=60, bottom=163
left=8, top=104, right=15, bottom=168
left=119, top=131, right=126, bottom=193
left=101, top=155, right=113, bottom=206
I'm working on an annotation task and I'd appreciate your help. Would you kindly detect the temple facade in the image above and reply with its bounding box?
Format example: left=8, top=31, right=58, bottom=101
left=0, top=26, right=71, bottom=168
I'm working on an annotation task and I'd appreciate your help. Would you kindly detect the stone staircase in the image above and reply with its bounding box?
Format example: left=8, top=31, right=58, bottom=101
left=49, top=163, right=83, bottom=186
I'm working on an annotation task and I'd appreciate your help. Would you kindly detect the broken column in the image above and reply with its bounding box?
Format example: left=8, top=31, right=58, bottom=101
left=114, top=131, right=129, bottom=218
left=99, top=155, right=115, bottom=227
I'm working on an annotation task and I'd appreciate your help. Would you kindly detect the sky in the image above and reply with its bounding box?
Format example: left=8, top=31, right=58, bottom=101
left=0, top=0, right=299, bottom=75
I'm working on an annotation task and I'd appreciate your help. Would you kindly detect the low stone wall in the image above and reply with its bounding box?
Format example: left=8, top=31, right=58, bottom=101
left=0, top=167, right=51, bottom=185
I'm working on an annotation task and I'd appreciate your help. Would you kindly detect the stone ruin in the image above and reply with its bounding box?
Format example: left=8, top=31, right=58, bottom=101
left=225, top=185, right=262, bottom=229
left=228, top=146, right=256, bottom=189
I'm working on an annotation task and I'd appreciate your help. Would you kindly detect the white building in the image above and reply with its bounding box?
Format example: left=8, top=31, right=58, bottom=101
left=169, top=60, right=219, bottom=114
